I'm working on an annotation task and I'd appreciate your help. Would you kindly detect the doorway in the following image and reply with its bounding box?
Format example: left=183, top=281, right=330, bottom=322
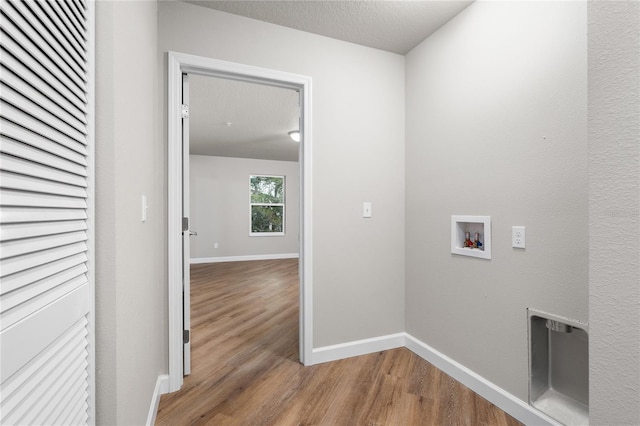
left=167, top=52, right=313, bottom=392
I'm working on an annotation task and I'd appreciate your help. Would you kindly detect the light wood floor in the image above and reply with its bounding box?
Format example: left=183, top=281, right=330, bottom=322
left=156, top=259, right=521, bottom=426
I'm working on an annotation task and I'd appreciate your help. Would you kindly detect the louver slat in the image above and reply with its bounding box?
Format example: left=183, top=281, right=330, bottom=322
left=2, top=65, right=87, bottom=135
left=34, top=1, right=85, bottom=59
left=0, top=241, right=88, bottom=278
left=0, top=154, right=87, bottom=188
left=0, top=29, right=86, bottom=114
left=0, top=220, right=87, bottom=242
left=17, top=352, right=87, bottom=425
left=1, top=269, right=87, bottom=320
left=0, top=9, right=87, bottom=105
left=1, top=101, right=88, bottom=154
left=0, top=206, right=88, bottom=224
left=49, top=371, right=90, bottom=426
left=0, top=284, right=89, bottom=381
left=1, top=132, right=87, bottom=176
left=1, top=154, right=87, bottom=187
left=0, top=0, right=92, bottom=423
left=0, top=119, right=87, bottom=166
left=0, top=298, right=90, bottom=425
left=3, top=1, right=87, bottom=84
left=1, top=317, right=86, bottom=392
left=57, top=0, right=86, bottom=34
left=0, top=54, right=87, bottom=124
left=0, top=252, right=87, bottom=295
left=46, top=1, right=86, bottom=47
left=0, top=316, right=88, bottom=418
left=1, top=230, right=87, bottom=259
left=0, top=171, right=87, bottom=198
left=19, top=1, right=87, bottom=75
left=70, top=0, right=87, bottom=21
left=67, top=0, right=87, bottom=32
left=0, top=189, right=88, bottom=209
left=1, top=276, right=88, bottom=328
left=1, top=81, right=87, bottom=144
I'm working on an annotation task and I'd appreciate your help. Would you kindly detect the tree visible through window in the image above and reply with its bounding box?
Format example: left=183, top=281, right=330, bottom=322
left=250, top=175, right=285, bottom=235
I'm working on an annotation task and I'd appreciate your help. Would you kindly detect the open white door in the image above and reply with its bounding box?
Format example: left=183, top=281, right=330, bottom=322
left=168, top=53, right=313, bottom=391
left=182, top=73, right=191, bottom=375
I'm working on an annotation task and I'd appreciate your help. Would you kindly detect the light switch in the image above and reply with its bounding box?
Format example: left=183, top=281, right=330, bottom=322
left=363, top=202, right=372, bottom=218
left=141, top=195, right=148, bottom=222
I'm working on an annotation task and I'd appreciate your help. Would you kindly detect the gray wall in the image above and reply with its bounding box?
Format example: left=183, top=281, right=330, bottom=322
left=91, top=2, right=639, bottom=423
left=95, top=1, right=166, bottom=424
left=159, top=1, right=406, bottom=347
left=588, top=2, right=640, bottom=424
left=190, top=155, right=300, bottom=259
left=404, top=1, right=588, bottom=402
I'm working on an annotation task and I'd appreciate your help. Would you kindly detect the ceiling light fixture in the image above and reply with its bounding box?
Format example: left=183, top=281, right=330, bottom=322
left=288, top=130, right=301, bottom=142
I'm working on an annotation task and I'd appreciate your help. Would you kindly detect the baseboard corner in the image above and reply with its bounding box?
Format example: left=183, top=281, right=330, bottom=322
left=311, top=332, right=405, bottom=365
left=403, top=333, right=559, bottom=426
left=146, top=374, right=170, bottom=426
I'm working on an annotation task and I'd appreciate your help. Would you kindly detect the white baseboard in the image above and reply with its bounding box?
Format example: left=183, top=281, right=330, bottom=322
left=403, top=333, right=560, bottom=426
left=146, top=374, right=169, bottom=426
left=312, top=333, right=557, bottom=425
left=190, top=253, right=299, bottom=264
left=311, top=332, right=405, bottom=365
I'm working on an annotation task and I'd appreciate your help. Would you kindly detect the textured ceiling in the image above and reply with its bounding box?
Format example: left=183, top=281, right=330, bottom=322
left=184, top=1, right=474, bottom=162
left=189, top=75, right=300, bottom=162
left=185, top=1, right=474, bottom=55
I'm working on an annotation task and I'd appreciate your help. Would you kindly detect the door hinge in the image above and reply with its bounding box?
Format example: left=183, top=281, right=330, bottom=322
left=181, top=104, right=189, bottom=119
left=182, top=217, right=189, bottom=232
left=183, top=330, right=190, bottom=344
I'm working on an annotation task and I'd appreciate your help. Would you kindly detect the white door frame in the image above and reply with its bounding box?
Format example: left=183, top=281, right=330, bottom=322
left=167, top=51, right=313, bottom=392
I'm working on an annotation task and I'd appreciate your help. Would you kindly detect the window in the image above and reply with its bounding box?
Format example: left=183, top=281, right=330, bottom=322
left=250, top=175, right=285, bottom=235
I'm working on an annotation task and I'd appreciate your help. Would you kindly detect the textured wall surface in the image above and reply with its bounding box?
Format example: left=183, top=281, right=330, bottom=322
left=588, top=2, right=640, bottom=424
left=159, top=1, right=406, bottom=347
left=189, top=155, right=300, bottom=259
left=405, top=1, right=588, bottom=401
left=95, top=1, right=166, bottom=424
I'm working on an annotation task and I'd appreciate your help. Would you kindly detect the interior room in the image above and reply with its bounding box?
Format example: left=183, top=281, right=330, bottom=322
left=103, top=1, right=638, bottom=423
left=0, top=1, right=637, bottom=425
left=187, top=75, right=301, bottom=264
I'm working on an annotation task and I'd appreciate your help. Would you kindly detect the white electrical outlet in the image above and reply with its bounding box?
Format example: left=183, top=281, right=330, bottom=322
left=214, top=242, right=219, bottom=249
left=512, top=226, right=526, bottom=248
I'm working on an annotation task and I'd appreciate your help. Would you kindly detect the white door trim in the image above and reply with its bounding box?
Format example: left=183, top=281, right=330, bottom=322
left=167, top=51, right=313, bottom=392
left=181, top=73, right=191, bottom=376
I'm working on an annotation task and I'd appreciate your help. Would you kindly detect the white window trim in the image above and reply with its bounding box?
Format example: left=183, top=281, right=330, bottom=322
left=249, top=174, right=286, bottom=236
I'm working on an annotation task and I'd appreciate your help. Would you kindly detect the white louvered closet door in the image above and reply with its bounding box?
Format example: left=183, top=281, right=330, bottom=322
left=0, top=0, right=94, bottom=425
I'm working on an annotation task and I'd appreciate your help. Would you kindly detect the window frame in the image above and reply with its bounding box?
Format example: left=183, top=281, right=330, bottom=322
left=249, top=174, right=286, bottom=237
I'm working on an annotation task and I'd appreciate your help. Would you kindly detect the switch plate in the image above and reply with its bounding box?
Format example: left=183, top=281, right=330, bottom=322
left=512, top=226, right=525, bottom=248
left=363, top=202, right=372, bottom=218
left=214, top=242, right=219, bottom=249
left=141, top=195, right=148, bottom=222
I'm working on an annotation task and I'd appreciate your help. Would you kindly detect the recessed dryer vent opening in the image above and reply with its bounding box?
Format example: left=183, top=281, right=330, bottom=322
left=528, top=308, right=589, bottom=425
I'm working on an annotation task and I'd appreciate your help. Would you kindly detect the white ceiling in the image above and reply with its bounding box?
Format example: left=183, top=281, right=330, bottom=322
left=189, top=75, right=300, bottom=162
left=183, top=1, right=474, bottom=162
left=185, top=0, right=474, bottom=55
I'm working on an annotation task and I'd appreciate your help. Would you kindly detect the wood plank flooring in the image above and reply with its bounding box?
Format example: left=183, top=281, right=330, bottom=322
left=156, top=259, right=522, bottom=426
